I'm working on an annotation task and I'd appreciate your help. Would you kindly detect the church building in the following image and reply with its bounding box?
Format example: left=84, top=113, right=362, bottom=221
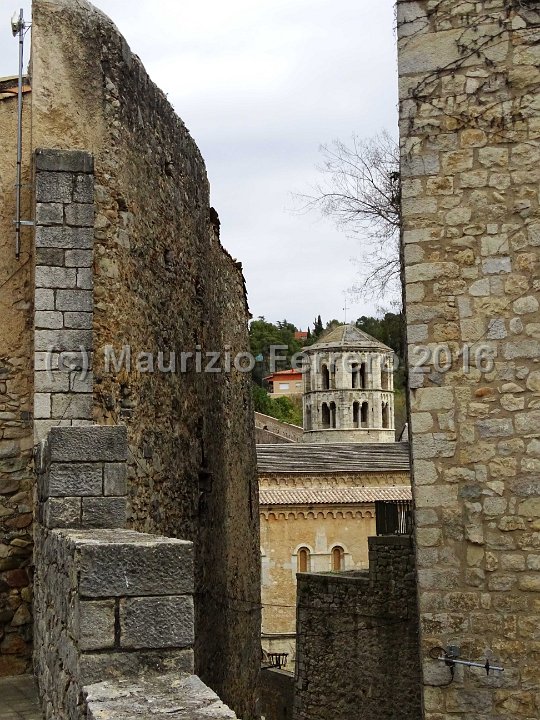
left=258, top=324, right=411, bottom=669
left=302, top=324, right=396, bottom=443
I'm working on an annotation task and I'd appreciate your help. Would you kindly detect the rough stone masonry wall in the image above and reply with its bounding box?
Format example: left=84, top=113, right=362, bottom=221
left=294, top=536, right=421, bottom=720
left=398, top=1, right=540, bottom=718
left=31, top=1, right=260, bottom=716
left=34, top=425, right=237, bottom=720
left=0, top=81, right=34, bottom=676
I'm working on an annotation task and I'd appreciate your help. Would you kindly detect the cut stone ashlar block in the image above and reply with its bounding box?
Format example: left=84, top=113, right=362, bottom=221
left=69, top=529, right=194, bottom=597
left=44, top=463, right=103, bottom=498
left=35, top=148, right=94, bottom=174
left=104, top=463, right=127, bottom=496
left=82, top=497, right=127, bottom=529
left=41, top=497, right=82, bottom=528
left=65, top=203, right=94, bottom=227
left=35, top=172, right=74, bottom=204
left=77, top=600, right=116, bottom=652
left=119, top=596, right=194, bottom=649
left=35, top=266, right=77, bottom=289
left=79, top=648, right=194, bottom=686
left=34, top=328, right=93, bottom=352
left=48, top=426, right=128, bottom=463
left=36, top=226, right=93, bottom=250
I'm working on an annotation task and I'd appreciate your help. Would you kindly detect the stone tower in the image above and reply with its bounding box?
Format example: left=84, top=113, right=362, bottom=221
left=302, top=324, right=395, bottom=443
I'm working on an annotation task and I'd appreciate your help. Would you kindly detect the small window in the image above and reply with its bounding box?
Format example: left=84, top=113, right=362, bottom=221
left=321, top=364, right=330, bottom=390
left=331, top=546, right=344, bottom=571
left=322, top=402, right=330, bottom=429
left=382, top=402, right=390, bottom=429
left=361, top=401, right=369, bottom=428
left=353, top=401, right=359, bottom=428
left=330, top=401, right=337, bottom=429
left=298, top=547, right=310, bottom=573
left=279, top=383, right=290, bottom=390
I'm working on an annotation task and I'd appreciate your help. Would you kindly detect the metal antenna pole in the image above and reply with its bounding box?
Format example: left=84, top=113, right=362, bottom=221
left=14, top=8, right=25, bottom=260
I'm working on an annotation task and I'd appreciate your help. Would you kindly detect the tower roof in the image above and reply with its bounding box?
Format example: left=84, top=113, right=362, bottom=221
left=306, top=324, right=393, bottom=353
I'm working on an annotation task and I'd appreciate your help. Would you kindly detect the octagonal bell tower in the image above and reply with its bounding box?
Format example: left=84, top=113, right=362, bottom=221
left=302, top=324, right=395, bottom=443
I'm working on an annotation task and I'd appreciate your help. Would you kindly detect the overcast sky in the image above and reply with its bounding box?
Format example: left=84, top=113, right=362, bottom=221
left=1, top=0, right=398, bottom=330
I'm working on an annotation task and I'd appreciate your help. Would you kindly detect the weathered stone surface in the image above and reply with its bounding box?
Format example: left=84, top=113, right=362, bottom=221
left=77, top=600, right=115, bottom=651
left=83, top=675, right=238, bottom=719
left=81, top=497, right=127, bottom=529
left=49, top=426, right=127, bottom=463
left=46, top=463, right=103, bottom=498
left=120, top=596, right=194, bottom=649
left=74, top=530, right=194, bottom=597
left=35, top=148, right=94, bottom=174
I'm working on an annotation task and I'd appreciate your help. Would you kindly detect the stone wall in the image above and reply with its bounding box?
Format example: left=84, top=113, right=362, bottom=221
left=30, top=2, right=260, bottom=716
left=0, top=78, right=34, bottom=675
left=34, top=424, right=236, bottom=720
left=260, top=668, right=295, bottom=720
left=255, top=413, right=303, bottom=443
left=398, top=1, right=540, bottom=718
left=294, top=536, right=421, bottom=720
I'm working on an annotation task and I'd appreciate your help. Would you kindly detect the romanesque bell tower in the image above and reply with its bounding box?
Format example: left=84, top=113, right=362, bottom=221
left=302, top=324, right=395, bottom=443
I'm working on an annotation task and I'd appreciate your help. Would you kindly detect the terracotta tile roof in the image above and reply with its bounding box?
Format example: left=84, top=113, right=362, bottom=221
left=259, top=485, right=412, bottom=506
left=257, top=442, right=410, bottom=474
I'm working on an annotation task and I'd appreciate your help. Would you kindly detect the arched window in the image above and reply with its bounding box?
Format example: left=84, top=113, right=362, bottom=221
left=321, top=364, right=330, bottom=390
left=321, top=402, right=330, bottom=428
left=359, top=362, right=366, bottom=389
left=305, top=405, right=312, bottom=431
left=298, top=547, right=310, bottom=573
left=351, top=363, right=358, bottom=388
left=304, top=365, right=311, bottom=392
left=331, top=546, right=344, bottom=571
left=361, top=401, right=369, bottom=428
left=382, top=402, right=390, bottom=429
left=353, top=401, right=359, bottom=428
left=330, top=401, right=337, bottom=429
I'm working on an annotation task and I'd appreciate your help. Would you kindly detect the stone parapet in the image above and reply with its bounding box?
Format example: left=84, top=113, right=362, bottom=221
left=34, top=526, right=196, bottom=720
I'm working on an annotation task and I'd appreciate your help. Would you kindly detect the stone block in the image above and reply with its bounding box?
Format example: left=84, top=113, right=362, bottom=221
left=77, top=268, right=93, bottom=290
left=77, top=600, right=115, bottom=651
left=35, top=370, right=70, bottom=393
left=36, top=148, right=94, bottom=174
left=79, top=648, right=194, bottom=685
left=75, top=530, right=194, bottom=597
left=46, top=463, right=103, bottom=498
left=36, top=226, right=93, bottom=250
left=42, top=497, right=82, bottom=528
left=48, top=426, right=128, bottom=463
left=70, top=370, right=93, bottom=393
left=35, top=266, right=77, bottom=289
left=81, top=497, right=127, bottom=529
left=103, top=463, right=127, bottom=496
left=65, top=204, right=95, bottom=227
left=35, top=311, right=64, bottom=329
left=51, top=393, right=93, bottom=420
left=65, top=250, right=93, bottom=267
left=35, top=171, right=73, bottom=203
left=34, top=393, right=51, bottom=419
left=73, top=174, right=94, bottom=203
left=36, top=202, right=64, bottom=226
left=119, top=596, right=194, bottom=649
left=64, top=312, right=93, bottom=329
left=35, top=288, right=55, bottom=311
left=55, top=289, right=93, bottom=312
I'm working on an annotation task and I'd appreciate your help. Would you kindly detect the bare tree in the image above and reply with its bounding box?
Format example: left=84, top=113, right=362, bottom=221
left=296, top=130, right=401, bottom=300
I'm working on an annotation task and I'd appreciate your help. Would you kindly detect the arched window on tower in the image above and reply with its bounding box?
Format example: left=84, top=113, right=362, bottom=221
left=331, top=546, right=344, bottom=571
left=322, top=403, right=330, bottom=428
left=298, top=547, right=310, bottom=573
left=321, top=364, right=330, bottom=390
left=351, top=362, right=358, bottom=388
left=304, top=364, right=311, bottom=392
left=353, top=401, right=359, bottom=428
left=361, top=401, right=369, bottom=428
left=382, top=402, right=390, bottom=429
left=359, top=362, right=366, bottom=389
left=330, top=401, right=337, bottom=429
left=305, top=405, right=312, bottom=431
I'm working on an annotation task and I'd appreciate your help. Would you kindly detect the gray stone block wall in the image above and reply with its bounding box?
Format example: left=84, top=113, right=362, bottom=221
left=36, top=426, right=128, bottom=530
left=34, top=149, right=95, bottom=442
left=294, top=536, right=421, bottom=720
left=34, top=526, right=197, bottom=720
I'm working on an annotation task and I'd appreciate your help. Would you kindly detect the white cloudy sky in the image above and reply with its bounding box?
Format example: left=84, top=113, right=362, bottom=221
left=1, top=0, right=398, bottom=330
